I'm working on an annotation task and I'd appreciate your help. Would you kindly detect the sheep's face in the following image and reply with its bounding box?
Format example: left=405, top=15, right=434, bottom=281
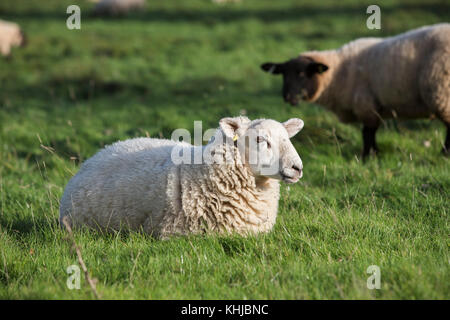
left=261, top=56, right=328, bottom=106
left=219, top=117, right=304, bottom=183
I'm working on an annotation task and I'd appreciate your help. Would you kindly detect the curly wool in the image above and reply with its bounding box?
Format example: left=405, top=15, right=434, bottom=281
left=158, top=145, right=280, bottom=238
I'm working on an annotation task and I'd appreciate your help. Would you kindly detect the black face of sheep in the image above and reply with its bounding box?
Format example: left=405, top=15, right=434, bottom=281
left=261, top=57, right=328, bottom=106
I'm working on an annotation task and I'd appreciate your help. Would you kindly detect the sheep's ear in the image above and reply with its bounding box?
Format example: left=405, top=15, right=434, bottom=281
left=219, top=117, right=249, bottom=139
left=306, top=62, right=328, bottom=76
left=261, top=62, right=283, bottom=75
left=283, top=118, right=304, bottom=138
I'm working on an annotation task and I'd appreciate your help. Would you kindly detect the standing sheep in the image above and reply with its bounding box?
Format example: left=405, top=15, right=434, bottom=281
left=60, top=117, right=304, bottom=239
left=261, top=23, right=450, bottom=157
left=93, top=0, right=146, bottom=16
left=0, top=20, right=26, bottom=57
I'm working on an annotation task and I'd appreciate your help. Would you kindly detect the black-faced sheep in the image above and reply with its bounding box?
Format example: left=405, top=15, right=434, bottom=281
left=261, top=23, right=450, bottom=157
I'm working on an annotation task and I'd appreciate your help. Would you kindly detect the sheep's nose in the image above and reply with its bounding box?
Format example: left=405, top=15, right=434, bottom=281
left=292, top=164, right=303, bottom=177
left=292, top=164, right=301, bottom=173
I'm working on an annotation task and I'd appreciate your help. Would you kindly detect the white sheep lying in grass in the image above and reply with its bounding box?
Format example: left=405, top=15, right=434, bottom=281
left=93, top=0, right=146, bottom=16
left=0, top=19, right=25, bottom=57
left=262, top=23, right=450, bottom=157
left=60, top=117, right=304, bottom=238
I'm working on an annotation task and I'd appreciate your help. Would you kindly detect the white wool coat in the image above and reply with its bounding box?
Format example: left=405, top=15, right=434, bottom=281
left=59, top=137, right=280, bottom=239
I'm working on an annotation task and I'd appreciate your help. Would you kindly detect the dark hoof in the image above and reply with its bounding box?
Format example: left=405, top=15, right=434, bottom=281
left=442, top=147, right=449, bottom=156
left=362, top=148, right=378, bottom=160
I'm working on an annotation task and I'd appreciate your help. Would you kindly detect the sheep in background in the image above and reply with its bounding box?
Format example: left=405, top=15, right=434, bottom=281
left=212, top=0, right=242, bottom=4
left=261, top=23, right=450, bottom=157
left=0, top=20, right=26, bottom=57
left=93, top=0, right=146, bottom=16
left=60, top=116, right=304, bottom=239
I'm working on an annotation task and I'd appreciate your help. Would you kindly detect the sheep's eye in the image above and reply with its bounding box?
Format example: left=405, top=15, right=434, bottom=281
left=257, top=136, right=270, bottom=148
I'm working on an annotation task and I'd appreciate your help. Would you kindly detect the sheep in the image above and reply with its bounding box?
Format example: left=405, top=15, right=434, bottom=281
left=0, top=20, right=26, bottom=57
left=212, top=0, right=242, bottom=4
left=93, top=0, right=146, bottom=16
left=59, top=116, right=304, bottom=239
left=261, top=23, right=450, bottom=157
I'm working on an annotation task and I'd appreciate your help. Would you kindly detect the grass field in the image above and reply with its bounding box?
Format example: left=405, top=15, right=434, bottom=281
left=0, top=0, right=449, bottom=299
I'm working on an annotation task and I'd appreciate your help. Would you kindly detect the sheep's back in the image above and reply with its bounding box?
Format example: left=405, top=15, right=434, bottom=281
left=60, top=138, right=189, bottom=232
left=0, top=20, right=21, bottom=49
left=361, top=24, right=450, bottom=117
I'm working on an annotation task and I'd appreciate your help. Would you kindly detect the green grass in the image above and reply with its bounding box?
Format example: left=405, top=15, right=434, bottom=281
left=0, top=0, right=449, bottom=299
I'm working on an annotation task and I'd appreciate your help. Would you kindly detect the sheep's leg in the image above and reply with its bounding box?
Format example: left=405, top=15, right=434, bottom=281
left=443, top=123, right=450, bottom=155
left=435, top=111, right=450, bottom=155
left=0, top=43, right=10, bottom=56
left=362, top=126, right=378, bottom=158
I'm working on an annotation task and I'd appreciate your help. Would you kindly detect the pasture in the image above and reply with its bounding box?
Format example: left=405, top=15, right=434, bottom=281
left=0, top=0, right=448, bottom=299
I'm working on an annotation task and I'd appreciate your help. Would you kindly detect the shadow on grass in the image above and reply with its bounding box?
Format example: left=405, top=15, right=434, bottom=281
left=2, top=2, right=449, bottom=27
left=0, top=78, right=150, bottom=104
left=0, top=214, right=57, bottom=237
left=0, top=213, right=158, bottom=244
left=0, top=72, right=249, bottom=106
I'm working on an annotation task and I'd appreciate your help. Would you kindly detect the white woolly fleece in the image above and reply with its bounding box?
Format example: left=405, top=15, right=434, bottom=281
left=60, top=117, right=304, bottom=239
